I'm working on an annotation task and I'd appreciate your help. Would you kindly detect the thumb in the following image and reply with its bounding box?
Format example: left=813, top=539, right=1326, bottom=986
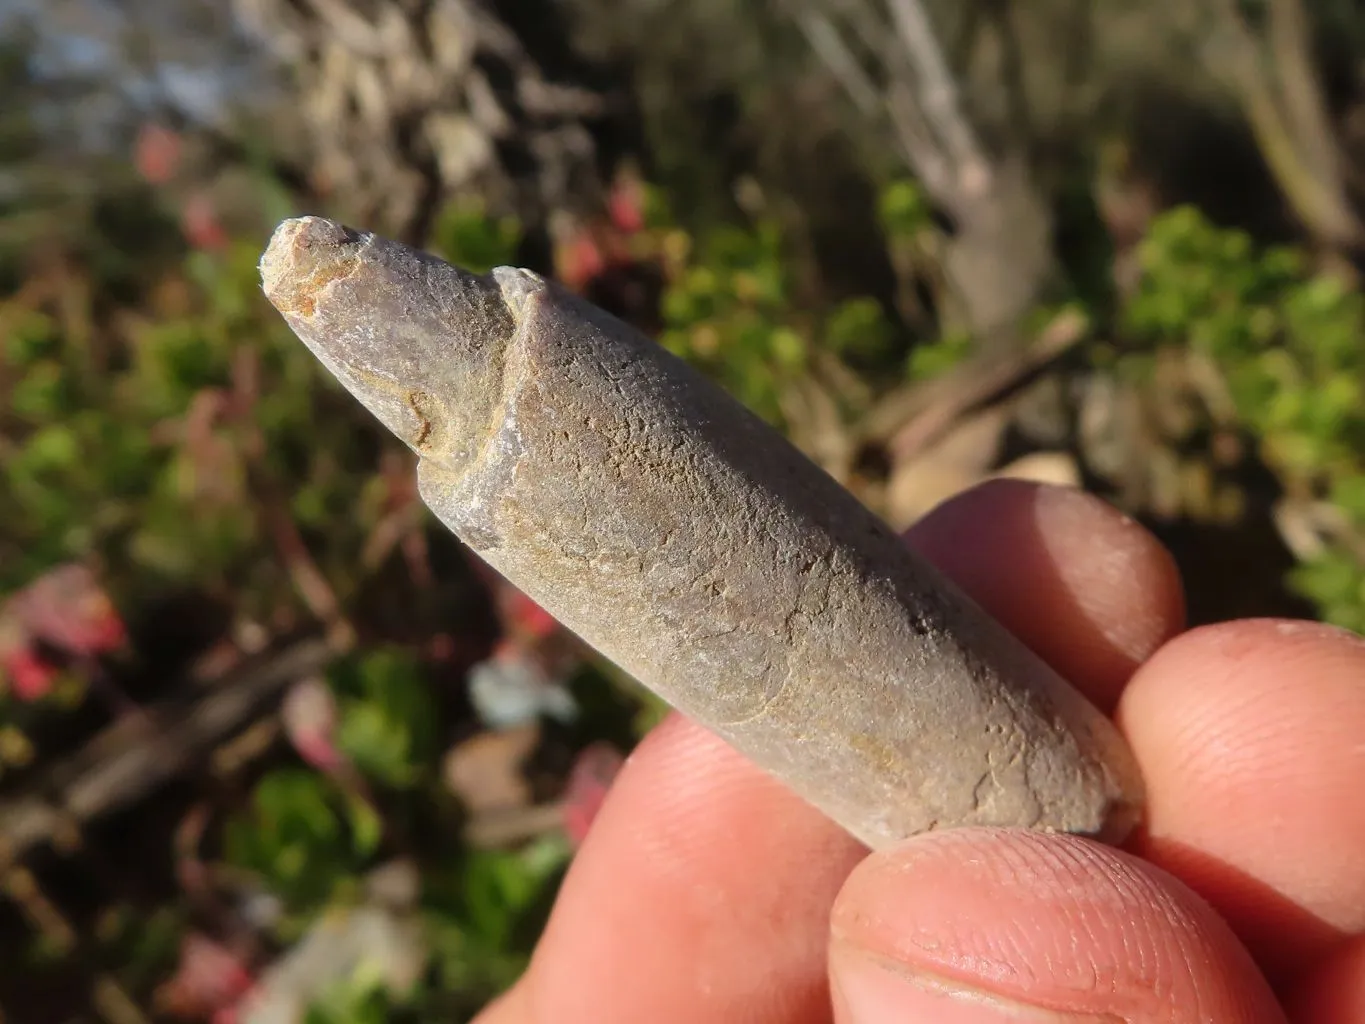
left=827, top=828, right=1283, bottom=1024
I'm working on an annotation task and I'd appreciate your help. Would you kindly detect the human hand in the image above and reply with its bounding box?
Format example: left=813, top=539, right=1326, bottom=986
left=474, top=480, right=1365, bottom=1023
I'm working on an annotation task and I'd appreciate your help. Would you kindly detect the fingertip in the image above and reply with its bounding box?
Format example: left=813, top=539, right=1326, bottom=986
left=1118, top=619, right=1365, bottom=975
left=907, top=480, right=1185, bottom=710
left=829, top=948, right=1095, bottom=1024
left=831, top=828, right=1282, bottom=1023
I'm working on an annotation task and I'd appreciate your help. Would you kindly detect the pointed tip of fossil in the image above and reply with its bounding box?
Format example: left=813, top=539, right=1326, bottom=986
left=259, top=216, right=366, bottom=317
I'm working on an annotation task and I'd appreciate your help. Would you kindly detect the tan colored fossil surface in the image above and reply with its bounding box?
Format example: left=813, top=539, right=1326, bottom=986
left=260, top=216, right=1145, bottom=849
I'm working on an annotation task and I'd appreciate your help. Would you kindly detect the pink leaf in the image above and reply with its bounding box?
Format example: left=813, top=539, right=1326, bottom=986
left=502, top=589, right=560, bottom=642
left=2, top=647, right=58, bottom=702
left=562, top=743, right=625, bottom=848
left=608, top=176, right=646, bottom=235
left=134, top=123, right=183, bottom=185
left=157, top=933, right=255, bottom=1021
left=281, top=678, right=345, bottom=773
left=558, top=233, right=606, bottom=292
left=182, top=193, right=230, bottom=252
left=6, top=564, right=127, bottom=657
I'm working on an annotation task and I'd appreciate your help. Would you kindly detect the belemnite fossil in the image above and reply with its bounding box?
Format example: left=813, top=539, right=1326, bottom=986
left=260, top=216, right=1145, bottom=850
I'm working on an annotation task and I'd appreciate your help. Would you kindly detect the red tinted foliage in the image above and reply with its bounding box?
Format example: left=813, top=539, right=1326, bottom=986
left=561, top=742, right=626, bottom=848
left=502, top=589, right=560, bottom=643
left=1, top=646, right=58, bottom=701
left=134, top=122, right=183, bottom=185
left=608, top=174, right=645, bottom=235
left=156, top=933, right=256, bottom=1022
left=7, top=564, right=126, bottom=655
left=0, top=564, right=127, bottom=701
left=557, top=232, right=607, bottom=292
left=281, top=677, right=346, bottom=773
left=182, top=193, right=230, bottom=252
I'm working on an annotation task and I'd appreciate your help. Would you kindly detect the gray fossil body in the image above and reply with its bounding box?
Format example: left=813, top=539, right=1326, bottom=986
left=260, top=216, right=1145, bottom=849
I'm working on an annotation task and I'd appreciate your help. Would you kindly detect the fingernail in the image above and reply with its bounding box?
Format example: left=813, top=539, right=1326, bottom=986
left=831, top=949, right=1106, bottom=1024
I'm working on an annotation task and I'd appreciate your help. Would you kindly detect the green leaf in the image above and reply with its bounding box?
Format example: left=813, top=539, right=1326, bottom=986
left=20, top=423, right=81, bottom=472
left=345, top=794, right=385, bottom=858
left=10, top=361, right=67, bottom=419
left=430, top=199, right=522, bottom=274
left=878, top=179, right=930, bottom=238
left=825, top=298, right=894, bottom=367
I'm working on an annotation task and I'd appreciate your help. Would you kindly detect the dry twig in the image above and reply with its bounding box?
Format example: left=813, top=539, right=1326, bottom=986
left=0, top=638, right=333, bottom=868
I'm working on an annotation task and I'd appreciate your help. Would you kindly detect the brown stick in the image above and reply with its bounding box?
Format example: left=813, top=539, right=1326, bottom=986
left=860, top=306, right=1088, bottom=461
left=0, top=638, right=332, bottom=867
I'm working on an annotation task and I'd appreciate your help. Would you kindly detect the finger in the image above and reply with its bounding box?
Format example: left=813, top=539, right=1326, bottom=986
left=1117, top=619, right=1365, bottom=978
left=475, top=713, right=868, bottom=1024
left=1286, top=936, right=1365, bottom=1023
left=829, top=828, right=1284, bottom=1024
left=907, top=480, right=1185, bottom=711
left=476, top=481, right=1186, bottom=1023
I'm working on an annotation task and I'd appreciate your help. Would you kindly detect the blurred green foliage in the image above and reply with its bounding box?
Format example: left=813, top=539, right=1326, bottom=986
left=0, top=196, right=526, bottom=610
left=0, top=194, right=568, bottom=1016
left=659, top=219, right=806, bottom=423
left=5, top=0, right=1365, bottom=1017
left=657, top=187, right=915, bottom=428
left=0, top=240, right=365, bottom=603
left=430, top=201, right=523, bottom=275
left=8, top=160, right=1365, bottom=1019
left=1125, top=206, right=1365, bottom=629
left=221, top=647, right=573, bottom=1015
left=224, top=767, right=378, bottom=913
left=331, top=650, right=442, bottom=788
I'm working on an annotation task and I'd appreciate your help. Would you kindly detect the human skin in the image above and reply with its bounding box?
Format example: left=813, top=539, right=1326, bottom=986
left=474, top=481, right=1365, bottom=1024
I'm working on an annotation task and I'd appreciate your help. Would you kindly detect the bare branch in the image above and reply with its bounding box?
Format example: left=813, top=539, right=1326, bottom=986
left=859, top=306, right=1089, bottom=455
left=0, top=638, right=334, bottom=867
left=883, top=82, right=954, bottom=196
left=795, top=10, right=880, bottom=116
left=884, top=0, right=991, bottom=197
left=1203, top=0, right=1363, bottom=246
left=788, top=0, right=1057, bottom=336
left=834, top=0, right=899, bottom=64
